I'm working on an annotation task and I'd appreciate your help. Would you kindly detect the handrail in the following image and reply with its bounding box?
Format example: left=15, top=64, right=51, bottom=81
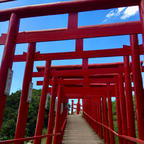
left=83, top=111, right=144, bottom=144
left=61, top=118, right=67, bottom=132
left=0, top=133, right=61, bottom=144
left=60, top=110, right=68, bottom=133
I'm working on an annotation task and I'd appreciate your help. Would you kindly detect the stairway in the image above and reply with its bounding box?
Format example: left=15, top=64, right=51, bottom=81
left=62, top=114, right=104, bottom=144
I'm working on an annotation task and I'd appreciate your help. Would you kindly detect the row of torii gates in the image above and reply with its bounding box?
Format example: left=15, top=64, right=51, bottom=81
left=0, top=0, right=144, bottom=144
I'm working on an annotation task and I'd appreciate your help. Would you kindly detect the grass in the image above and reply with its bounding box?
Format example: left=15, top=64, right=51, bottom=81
left=111, top=98, right=139, bottom=144
left=41, top=128, right=47, bottom=144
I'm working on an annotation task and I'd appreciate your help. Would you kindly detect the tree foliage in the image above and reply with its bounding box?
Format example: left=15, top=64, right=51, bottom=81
left=0, top=89, right=50, bottom=140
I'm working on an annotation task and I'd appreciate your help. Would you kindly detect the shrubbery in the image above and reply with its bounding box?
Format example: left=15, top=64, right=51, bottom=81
left=0, top=89, right=49, bottom=140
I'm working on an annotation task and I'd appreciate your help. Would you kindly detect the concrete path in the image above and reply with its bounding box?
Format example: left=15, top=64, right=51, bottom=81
left=62, top=114, right=104, bottom=144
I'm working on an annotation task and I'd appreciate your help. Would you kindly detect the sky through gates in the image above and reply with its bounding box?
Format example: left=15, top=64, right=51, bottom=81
left=0, top=0, right=142, bottom=107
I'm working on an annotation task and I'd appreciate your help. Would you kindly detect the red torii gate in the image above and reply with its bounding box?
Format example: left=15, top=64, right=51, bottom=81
left=0, top=0, right=144, bottom=144
left=34, top=62, right=137, bottom=143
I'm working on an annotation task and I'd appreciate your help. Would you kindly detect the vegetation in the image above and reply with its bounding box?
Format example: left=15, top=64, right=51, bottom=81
left=111, top=100, right=118, bottom=144
left=111, top=96, right=137, bottom=144
left=0, top=89, right=50, bottom=141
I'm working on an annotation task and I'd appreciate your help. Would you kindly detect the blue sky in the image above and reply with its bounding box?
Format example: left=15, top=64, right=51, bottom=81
left=0, top=0, right=142, bottom=106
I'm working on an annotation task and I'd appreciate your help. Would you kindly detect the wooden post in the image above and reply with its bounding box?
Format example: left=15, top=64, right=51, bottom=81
left=71, top=100, right=74, bottom=115
left=123, top=55, right=136, bottom=141
left=118, top=73, right=127, bottom=143
left=115, top=84, right=122, bottom=144
left=15, top=43, right=36, bottom=143
left=34, top=60, right=51, bottom=144
left=0, top=13, right=20, bottom=128
left=130, top=34, right=144, bottom=139
left=102, top=97, right=110, bottom=144
left=53, top=79, right=63, bottom=144
left=107, top=85, right=115, bottom=144
left=46, top=77, right=57, bottom=144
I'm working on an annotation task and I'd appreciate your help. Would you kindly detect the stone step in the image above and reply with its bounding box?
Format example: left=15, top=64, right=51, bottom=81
left=62, top=114, right=104, bottom=144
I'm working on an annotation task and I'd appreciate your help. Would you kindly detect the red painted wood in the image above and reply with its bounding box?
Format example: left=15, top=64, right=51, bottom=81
left=98, top=97, right=103, bottom=139
left=139, top=0, right=144, bottom=46
left=76, top=39, right=83, bottom=52
left=51, top=68, right=122, bottom=77
left=102, top=97, right=110, bottom=144
left=0, top=0, right=15, bottom=3
left=0, top=1, right=144, bottom=143
left=102, top=97, right=107, bottom=143
left=95, top=99, right=99, bottom=134
left=0, top=21, right=141, bottom=44
left=43, top=63, right=130, bottom=70
left=68, top=12, right=78, bottom=30
left=13, top=48, right=129, bottom=62
left=118, top=73, right=128, bottom=144
left=36, top=62, right=136, bottom=71
left=130, top=34, right=144, bottom=139
left=63, top=86, right=114, bottom=98
left=13, top=45, right=144, bottom=62
left=77, top=99, right=80, bottom=114
left=15, top=43, right=36, bottom=143
left=71, top=100, right=74, bottom=115
left=36, top=77, right=116, bottom=85
left=115, top=84, right=123, bottom=144
left=83, top=111, right=144, bottom=144
left=34, top=61, right=51, bottom=144
left=46, top=77, right=57, bottom=144
left=82, top=58, right=88, bottom=99
left=0, top=13, right=19, bottom=128
left=53, top=79, right=63, bottom=144
left=107, top=90, right=115, bottom=144
left=0, top=0, right=138, bottom=21
left=123, top=55, right=136, bottom=142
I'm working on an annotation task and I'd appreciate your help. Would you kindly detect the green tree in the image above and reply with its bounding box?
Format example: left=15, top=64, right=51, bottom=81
left=0, top=89, right=49, bottom=140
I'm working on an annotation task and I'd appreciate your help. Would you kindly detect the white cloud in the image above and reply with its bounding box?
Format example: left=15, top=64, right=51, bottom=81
left=104, top=6, right=139, bottom=22
left=120, top=6, right=139, bottom=19
left=116, top=7, right=125, bottom=16
left=106, top=10, right=115, bottom=18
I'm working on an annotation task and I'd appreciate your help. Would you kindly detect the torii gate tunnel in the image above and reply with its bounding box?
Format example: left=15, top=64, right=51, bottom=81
left=0, top=0, right=144, bottom=144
